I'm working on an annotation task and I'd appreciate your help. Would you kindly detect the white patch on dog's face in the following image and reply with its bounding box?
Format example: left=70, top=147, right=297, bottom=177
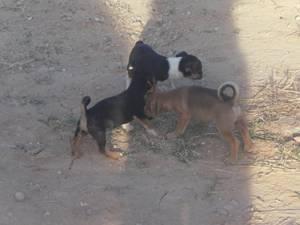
left=167, top=57, right=183, bottom=79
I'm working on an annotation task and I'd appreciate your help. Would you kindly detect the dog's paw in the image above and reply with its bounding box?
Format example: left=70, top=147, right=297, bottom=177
left=105, top=148, right=125, bottom=160
left=147, top=128, right=158, bottom=137
left=245, top=142, right=254, bottom=152
left=166, top=132, right=177, bottom=139
left=121, top=123, right=134, bottom=132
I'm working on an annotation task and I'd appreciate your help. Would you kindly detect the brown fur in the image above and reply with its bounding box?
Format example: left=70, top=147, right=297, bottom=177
left=144, top=84, right=253, bottom=161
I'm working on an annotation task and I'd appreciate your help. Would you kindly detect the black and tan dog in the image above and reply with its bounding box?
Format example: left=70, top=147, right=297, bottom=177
left=126, top=41, right=203, bottom=89
left=144, top=82, right=253, bottom=161
left=70, top=76, right=157, bottom=166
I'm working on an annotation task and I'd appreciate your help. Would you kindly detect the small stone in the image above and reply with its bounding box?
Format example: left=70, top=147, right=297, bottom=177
left=15, top=192, right=25, bottom=201
left=223, top=204, right=234, bottom=212
left=57, top=170, right=62, bottom=175
left=186, top=11, right=191, bottom=16
left=94, top=17, right=104, bottom=23
left=44, top=211, right=51, bottom=216
left=201, top=142, right=205, bottom=145
left=27, top=16, right=33, bottom=21
left=80, top=201, right=88, bottom=207
left=217, top=208, right=228, bottom=216
left=293, top=136, right=300, bottom=145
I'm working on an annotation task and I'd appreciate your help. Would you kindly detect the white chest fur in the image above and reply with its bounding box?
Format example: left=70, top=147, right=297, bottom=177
left=167, top=57, right=183, bottom=79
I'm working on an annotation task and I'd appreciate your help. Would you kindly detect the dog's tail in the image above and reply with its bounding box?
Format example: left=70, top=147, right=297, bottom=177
left=79, top=96, right=91, bottom=132
left=69, top=96, right=91, bottom=169
left=217, top=81, right=240, bottom=104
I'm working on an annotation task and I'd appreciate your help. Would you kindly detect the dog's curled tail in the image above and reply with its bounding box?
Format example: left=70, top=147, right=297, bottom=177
left=79, top=96, right=91, bottom=132
left=217, top=81, right=240, bottom=104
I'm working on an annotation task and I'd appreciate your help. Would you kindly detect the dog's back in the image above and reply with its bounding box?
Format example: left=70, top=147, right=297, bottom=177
left=177, top=84, right=240, bottom=122
left=127, top=41, right=168, bottom=81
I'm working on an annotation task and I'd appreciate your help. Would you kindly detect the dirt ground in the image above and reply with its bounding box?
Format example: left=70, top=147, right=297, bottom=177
left=0, top=0, right=300, bottom=224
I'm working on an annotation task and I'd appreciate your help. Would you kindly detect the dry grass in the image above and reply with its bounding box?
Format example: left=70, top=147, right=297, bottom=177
left=244, top=69, right=300, bottom=162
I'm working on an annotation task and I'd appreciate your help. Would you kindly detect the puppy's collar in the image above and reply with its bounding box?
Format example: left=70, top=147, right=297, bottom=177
left=167, top=57, right=183, bottom=79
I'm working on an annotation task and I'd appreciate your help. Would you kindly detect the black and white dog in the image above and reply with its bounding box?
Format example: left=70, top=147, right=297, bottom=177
left=125, top=41, right=203, bottom=89
left=122, top=41, right=203, bottom=131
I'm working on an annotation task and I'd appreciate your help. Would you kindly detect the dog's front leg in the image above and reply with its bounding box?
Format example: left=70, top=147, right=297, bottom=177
left=125, top=75, right=131, bottom=89
left=167, top=113, right=191, bottom=139
left=133, top=116, right=158, bottom=136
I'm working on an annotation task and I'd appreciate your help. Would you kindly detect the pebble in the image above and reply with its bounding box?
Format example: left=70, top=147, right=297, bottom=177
left=293, top=136, right=300, bottom=145
left=217, top=208, right=229, bottom=216
left=94, top=17, right=104, bottom=23
left=15, top=192, right=25, bottom=201
left=80, top=201, right=88, bottom=207
left=44, top=211, right=51, bottom=216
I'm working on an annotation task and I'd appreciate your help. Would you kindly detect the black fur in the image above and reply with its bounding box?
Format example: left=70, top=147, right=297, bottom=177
left=127, top=41, right=202, bottom=82
left=73, top=75, right=153, bottom=154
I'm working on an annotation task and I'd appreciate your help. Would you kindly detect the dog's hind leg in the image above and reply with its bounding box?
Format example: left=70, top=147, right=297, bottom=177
left=93, top=130, right=124, bottom=160
left=236, top=117, right=253, bottom=152
left=219, top=129, right=240, bottom=161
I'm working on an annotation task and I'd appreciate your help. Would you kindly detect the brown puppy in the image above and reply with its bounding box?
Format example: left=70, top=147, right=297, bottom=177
left=144, top=82, right=253, bottom=161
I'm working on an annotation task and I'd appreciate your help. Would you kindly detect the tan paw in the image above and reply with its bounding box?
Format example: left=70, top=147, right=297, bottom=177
left=244, top=141, right=256, bottom=153
left=121, top=123, right=134, bottom=132
left=105, top=148, right=125, bottom=160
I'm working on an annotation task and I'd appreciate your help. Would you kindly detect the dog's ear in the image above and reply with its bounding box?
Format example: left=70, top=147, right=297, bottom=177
left=176, top=51, right=188, bottom=57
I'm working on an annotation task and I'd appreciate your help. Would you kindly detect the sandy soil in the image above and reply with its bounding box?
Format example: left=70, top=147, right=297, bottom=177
left=0, top=0, right=299, bottom=224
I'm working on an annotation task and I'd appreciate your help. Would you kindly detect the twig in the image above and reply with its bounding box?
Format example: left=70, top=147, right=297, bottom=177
left=158, top=191, right=169, bottom=207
